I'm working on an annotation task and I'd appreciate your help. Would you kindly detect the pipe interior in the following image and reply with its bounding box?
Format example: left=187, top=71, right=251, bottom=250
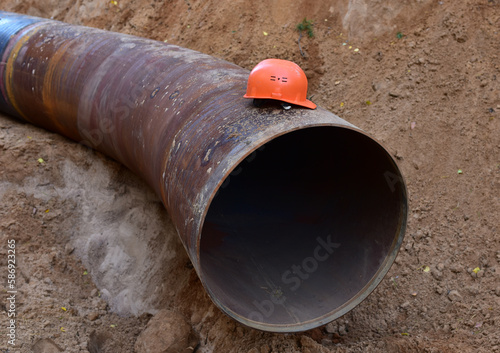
left=200, top=126, right=406, bottom=328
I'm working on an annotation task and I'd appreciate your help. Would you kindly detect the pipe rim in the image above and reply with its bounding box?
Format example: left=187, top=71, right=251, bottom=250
left=196, top=121, right=408, bottom=332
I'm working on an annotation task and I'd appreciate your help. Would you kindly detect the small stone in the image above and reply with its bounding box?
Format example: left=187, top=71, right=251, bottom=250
left=450, top=264, right=462, bottom=273
left=325, top=321, right=338, bottom=334
left=88, top=312, right=99, bottom=321
left=135, top=309, right=197, bottom=353
left=90, top=289, right=98, bottom=297
left=437, top=263, right=445, bottom=271
left=400, top=301, right=410, bottom=309
left=448, top=290, right=462, bottom=302
left=64, top=243, right=75, bottom=255
left=436, top=286, right=444, bottom=295
left=495, top=287, right=500, bottom=296
left=97, top=300, right=107, bottom=311
left=432, top=269, right=443, bottom=281
left=394, top=150, right=404, bottom=160
left=338, top=325, right=347, bottom=336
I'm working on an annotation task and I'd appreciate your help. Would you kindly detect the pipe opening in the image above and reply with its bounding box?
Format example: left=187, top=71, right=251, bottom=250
left=200, top=126, right=406, bottom=331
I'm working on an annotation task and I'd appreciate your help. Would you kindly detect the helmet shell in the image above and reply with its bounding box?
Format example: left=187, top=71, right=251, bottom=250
left=243, top=59, right=316, bottom=109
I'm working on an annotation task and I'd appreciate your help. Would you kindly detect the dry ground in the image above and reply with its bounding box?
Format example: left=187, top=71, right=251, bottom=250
left=0, top=0, right=499, bottom=352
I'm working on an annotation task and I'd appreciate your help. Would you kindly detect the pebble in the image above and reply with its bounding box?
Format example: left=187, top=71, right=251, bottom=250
left=135, top=309, right=197, bottom=353
left=448, top=290, right=462, bottom=302
left=400, top=301, right=410, bottom=309
left=432, top=268, right=443, bottom=281
left=437, top=263, right=445, bottom=271
left=325, top=322, right=338, bottom=334
left=64, top=243, right=75, bottom=255
left=495, top=287, right=500, bottom=296
left=88, top=312, right=99, bottom=321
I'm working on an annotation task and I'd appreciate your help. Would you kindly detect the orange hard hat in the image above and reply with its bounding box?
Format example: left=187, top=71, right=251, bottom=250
left=243, top=59, right=316, bottom=109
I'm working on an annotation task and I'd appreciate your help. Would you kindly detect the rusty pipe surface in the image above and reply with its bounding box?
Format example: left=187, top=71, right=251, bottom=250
left=0, top=11, right=408, bottom=332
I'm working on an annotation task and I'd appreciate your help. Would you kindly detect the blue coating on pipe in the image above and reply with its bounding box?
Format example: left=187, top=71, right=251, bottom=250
left=0, top=11, right=44, bottom=115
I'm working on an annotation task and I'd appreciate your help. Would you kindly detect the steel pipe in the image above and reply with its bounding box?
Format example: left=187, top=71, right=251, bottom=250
left=0, top=11, right=408, bottom=332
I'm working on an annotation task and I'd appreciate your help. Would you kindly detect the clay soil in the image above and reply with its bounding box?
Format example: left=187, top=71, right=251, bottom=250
left=0, top=0, right=499, bottom=352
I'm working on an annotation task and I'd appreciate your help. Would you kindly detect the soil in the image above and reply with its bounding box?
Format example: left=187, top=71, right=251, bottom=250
left=1, top=0, right=499, bottom=352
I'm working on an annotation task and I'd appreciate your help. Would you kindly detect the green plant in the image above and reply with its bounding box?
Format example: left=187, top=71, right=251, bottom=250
left=296, top=18, right=314, bottom=38
left=296, top=18, right=314, bottom=57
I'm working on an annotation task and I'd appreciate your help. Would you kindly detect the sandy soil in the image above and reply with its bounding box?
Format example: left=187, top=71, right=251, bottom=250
left=0, top=0, right=499, bottom=352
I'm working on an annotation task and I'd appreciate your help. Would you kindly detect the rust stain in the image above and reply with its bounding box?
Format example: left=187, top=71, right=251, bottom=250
left=5, top=25, right=43, bottom=122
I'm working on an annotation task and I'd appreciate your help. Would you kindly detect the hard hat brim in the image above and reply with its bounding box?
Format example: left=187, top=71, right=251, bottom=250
left=243, top=95, right=317, bottom=110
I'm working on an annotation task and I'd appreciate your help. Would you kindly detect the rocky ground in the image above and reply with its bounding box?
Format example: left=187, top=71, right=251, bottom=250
left=0, top=0, right=499, bottom=352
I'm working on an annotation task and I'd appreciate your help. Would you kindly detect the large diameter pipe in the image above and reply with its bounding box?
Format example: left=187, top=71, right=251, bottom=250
left=0, top=11, right=408, bottom=332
